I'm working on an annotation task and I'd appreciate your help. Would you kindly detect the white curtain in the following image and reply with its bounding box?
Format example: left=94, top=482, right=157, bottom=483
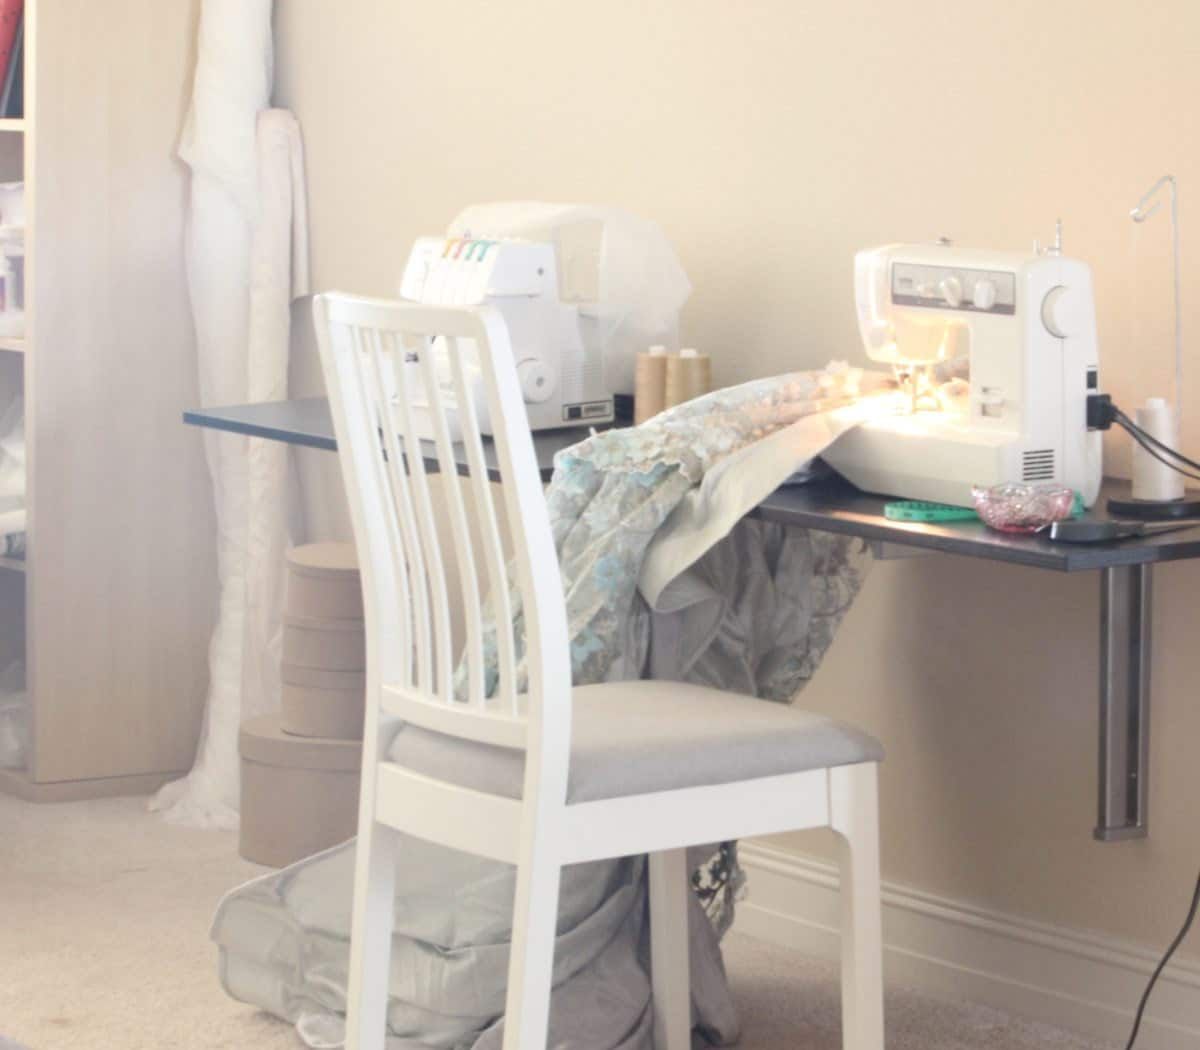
left=153, top=0, right=310, bottom=828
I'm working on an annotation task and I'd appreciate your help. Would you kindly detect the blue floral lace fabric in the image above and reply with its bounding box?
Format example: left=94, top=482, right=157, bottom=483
left=464, top=365, right=870, bottom=698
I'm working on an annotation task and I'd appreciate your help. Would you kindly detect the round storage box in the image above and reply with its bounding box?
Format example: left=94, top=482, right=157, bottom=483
left=282, top=613, right=366, bottom=671
left=281, top=663, right=366, bottom=741
left=285, top=542, right=364, bottom=621
left=239, top=714, right=362, bottom=868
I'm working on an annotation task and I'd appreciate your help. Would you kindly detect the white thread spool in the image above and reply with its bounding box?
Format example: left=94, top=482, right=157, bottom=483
left=1132, top=397, right=1185, bottom=501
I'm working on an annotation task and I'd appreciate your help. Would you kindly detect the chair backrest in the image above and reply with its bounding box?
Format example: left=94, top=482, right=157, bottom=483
left=313, top=293, right=573, bottom=800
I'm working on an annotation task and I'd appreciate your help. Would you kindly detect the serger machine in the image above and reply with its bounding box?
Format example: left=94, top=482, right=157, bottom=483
left=823, top=228, right=1104, bottom=508
left=398, top=203, right=690, bottom=436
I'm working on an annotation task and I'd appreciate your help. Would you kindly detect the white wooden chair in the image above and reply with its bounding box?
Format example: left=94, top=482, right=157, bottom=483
left=314, top=292, right=885, bottom=1050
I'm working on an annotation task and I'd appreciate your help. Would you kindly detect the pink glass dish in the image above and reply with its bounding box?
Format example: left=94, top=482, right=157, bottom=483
left=971, top=482, right=1075, bottom=534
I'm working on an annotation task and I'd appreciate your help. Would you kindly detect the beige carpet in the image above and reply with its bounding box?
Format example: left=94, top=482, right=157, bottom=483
left=0, top=794, right=1112, bottom=1050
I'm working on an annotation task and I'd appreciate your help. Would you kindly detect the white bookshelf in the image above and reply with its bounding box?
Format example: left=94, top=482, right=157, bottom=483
left=0, top=1, right=216, bottom=801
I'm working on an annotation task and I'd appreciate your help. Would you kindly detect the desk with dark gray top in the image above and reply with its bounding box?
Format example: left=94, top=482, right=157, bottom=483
left=186, top=396, right=1199, bottom=842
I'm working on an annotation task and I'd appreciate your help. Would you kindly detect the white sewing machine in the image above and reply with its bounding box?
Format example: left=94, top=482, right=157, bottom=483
left=823, top=232, right=1104, bottom=508
left=398, top=204, right=689, bottom=436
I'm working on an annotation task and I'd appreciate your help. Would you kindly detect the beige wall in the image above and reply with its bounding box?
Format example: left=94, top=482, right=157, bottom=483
left=274, top=0, right=1200, bottom=958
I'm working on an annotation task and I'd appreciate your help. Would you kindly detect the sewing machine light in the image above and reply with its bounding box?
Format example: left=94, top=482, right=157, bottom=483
left=855, top=246, right=969, bottom=369
left=890, top=315, right=967, bottom=364
left=869, top=312, right=968, bottom=415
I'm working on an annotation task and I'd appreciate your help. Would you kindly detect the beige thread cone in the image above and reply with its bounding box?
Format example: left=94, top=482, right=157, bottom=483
left=634, top=345, right=669, bottom=424
left=664, top=348, right=712, bottom=408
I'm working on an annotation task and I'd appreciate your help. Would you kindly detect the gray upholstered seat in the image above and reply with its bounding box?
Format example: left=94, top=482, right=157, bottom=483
left=386, top=679, right=883, bottom=805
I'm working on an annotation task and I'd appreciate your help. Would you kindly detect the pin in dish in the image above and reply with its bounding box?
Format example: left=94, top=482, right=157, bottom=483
left=971, top=483, right=1076, bottom=534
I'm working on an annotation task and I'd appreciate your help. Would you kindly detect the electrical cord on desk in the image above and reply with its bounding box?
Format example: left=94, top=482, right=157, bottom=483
left=1114, top=407, right=1200, bottom=474
left=1124, top=867, right=1200, bottom=1050
left=1088, top=393, right=1200, bottom=483
left=1115, top=418, right=1200, bottom=483
left=1084, top=392, right=1200, bottom=1048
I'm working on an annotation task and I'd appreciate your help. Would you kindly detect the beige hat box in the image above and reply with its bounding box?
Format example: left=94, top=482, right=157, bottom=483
left=238, top=714, right=361, bottom=868
left=280, top=664, right=366, bottom=741
left=282, top=613, right=365, bottom=671
left=285, top=542, right=364, bottom=620
left=281, top=541, right=366, bottom=735
left=238, top=542, right=369, bottom=867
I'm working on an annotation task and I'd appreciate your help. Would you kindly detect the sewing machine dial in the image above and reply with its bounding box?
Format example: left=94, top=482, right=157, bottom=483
left=892, top=263, right=1015, bottom=315
left=972, top=280, right=997, bottom=310
left=938, top=276, right=963, bottom=307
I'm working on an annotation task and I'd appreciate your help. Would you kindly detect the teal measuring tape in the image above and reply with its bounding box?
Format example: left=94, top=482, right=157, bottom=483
left=883, top=500, right=978, bottom=522
left=883, top=493, right=1087, bottom=524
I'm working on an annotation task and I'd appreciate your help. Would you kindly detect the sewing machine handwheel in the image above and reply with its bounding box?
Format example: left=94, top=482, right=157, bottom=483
left=517, top=359, right=555, bottom=403
left=1041, top=285, right=1083, bottom=338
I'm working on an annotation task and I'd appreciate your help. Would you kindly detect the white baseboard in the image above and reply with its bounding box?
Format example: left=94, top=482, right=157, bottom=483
left=735, top=841, right=1200, bottom=1049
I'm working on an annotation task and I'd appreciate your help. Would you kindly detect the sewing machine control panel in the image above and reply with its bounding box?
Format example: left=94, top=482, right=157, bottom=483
left=891, top=263, right=1016, bottom=315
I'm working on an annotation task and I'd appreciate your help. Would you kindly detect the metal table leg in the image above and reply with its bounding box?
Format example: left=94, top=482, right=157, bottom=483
left=1095, top=564, right=1153, bottom=841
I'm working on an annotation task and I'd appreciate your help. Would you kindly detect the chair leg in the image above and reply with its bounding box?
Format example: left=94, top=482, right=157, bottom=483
left=345, top=820, right=402, bottom=1050
left=829, top=763, right=884, bottom=1050
left=502, top=846, right=563, bottom=1050
left=648, top=848, right=691, bottom=1050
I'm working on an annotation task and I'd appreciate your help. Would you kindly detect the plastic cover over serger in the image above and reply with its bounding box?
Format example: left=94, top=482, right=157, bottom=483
left=448, top=202, right=691, bottom=395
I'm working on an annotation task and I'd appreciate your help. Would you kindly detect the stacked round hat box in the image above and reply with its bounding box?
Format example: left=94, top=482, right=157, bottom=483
left=239, top=543, right=366, bottom=867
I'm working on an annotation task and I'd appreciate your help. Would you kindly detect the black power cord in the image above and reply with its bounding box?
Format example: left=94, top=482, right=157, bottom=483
left=1125, top=867, right=1200, bottom=1050
left=1115, top=418, right=1200, bottom=483
left=1089, top=393, right=1200, bottom=483
left=1087, top=394, right=1200, bottom=517
left=1081, top=395, right=1200, bottom=1047
left=1114, top=408, right=1200, bottom=475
